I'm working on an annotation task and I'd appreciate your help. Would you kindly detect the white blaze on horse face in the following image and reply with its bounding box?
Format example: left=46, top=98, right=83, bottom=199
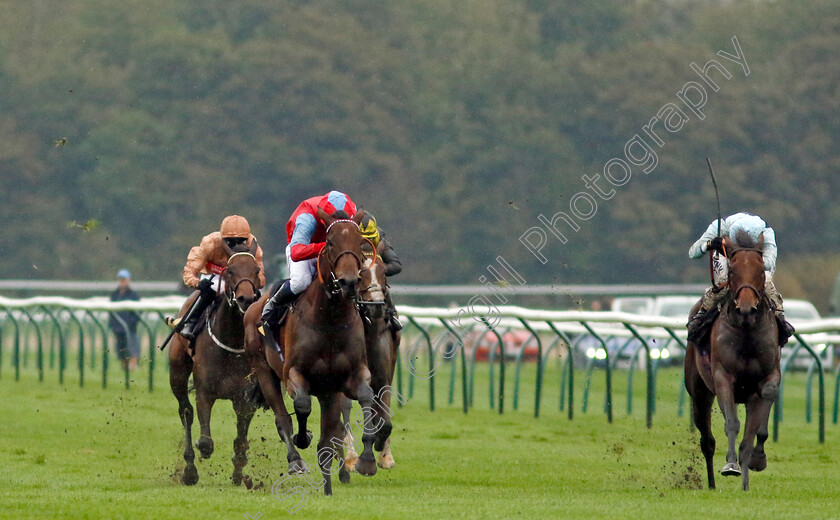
left=364, top=260, right=385, bottom=302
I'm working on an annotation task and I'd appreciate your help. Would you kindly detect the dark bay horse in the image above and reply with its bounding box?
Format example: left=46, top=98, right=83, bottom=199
left=343, top=240, right=401, bottom=471
left=169, top=241, right=262, bottom=486
left=243, top=209, right=387, bottom=496
left=685, top=232, right=781, bottom=491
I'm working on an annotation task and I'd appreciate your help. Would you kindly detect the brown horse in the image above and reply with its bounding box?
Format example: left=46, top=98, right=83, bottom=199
left=685, top=232, right=781, bottom=491
left=169, top=241, right=262, bottom=486
left=343, top=240, right=401, bottom=471
left=243, top=209, right=386, bottom=496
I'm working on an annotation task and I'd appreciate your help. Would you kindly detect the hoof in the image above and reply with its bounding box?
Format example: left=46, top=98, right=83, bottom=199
left=377, top=453, right=395, bottom=469
left=196, top=437, right=214, bottom=459
left=748, top=452, right=767, bottom=472
left=232, top=468, right=243, bottom=486
left=294, top=431, right=313, bottom=450
left=182, top=464, right=199, bottom=486
left=339, top=467, right=351, bottom=484
left=289, top=458, right=307, bottom=474
left=721, top=462, right=741, bottom=477
left=355, top=454, right=377, bottom=477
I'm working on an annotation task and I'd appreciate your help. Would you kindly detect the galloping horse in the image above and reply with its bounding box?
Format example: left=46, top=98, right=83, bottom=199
left=243, top=209, right=387, bottom=496
left=343, top=240, right=401, bottom=471
left=685, top=232, right=781, bottom=491
left=169, top=241, right=263, bottom=486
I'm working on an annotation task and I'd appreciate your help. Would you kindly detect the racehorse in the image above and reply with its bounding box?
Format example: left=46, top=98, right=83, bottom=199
left=342, top=239, right=401, bottom=471
left=243, top=208, right=387, bottom=496
left=684, top=231, right=781, bottom=491
left=169, top=240, right=263, bottom=486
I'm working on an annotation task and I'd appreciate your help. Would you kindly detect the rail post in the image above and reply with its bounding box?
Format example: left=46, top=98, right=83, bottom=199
left=405, top=316, right=435, bottom=411
left=623, top=323, right=654, bottom=429
left=517, top=318, right=543, bottom=418
left=547, top=322, right=574, bottom=420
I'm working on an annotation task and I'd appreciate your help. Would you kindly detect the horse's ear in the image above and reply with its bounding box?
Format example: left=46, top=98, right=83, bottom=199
left=757, top=234, right=765, bottom=250
left=376, top=238, right=386, bottom=255
left=221, top=236, right=235, bottom=257
left=249, top=238, right=259, bottom=256
left=318, top=207, right=334, bottom=226
left=353, top=209, right=366, bottom=225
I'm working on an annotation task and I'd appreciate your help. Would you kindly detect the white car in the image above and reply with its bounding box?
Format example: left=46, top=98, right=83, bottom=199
left=648, top=296, right=699, bottom=363
left=610, top=297, right=654, bottom=315
left=782, top=299, right=833, bottom=370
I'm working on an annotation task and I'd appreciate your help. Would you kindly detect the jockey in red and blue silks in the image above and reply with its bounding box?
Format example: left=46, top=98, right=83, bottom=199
left=260, top=191, right=357, bottom=326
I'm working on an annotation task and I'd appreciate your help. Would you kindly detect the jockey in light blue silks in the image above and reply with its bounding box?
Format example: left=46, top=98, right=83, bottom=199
left=686, top=212, right=795, bottom=346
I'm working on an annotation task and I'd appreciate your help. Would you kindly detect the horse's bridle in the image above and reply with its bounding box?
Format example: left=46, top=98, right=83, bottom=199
left=316, top=220, right=373, bottom=299
left=222, top=252, right=260, bottom=314
left=726, top=246, right=765, bottom=303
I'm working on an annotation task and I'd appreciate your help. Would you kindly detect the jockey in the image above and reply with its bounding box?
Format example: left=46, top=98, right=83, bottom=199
left=169, top=215, right=265, bottom=340
left=359, top=212, right=403, bottom=331
left=260, top=191, right=357, bottom=326
left=686, top=212, right=794, bottom=346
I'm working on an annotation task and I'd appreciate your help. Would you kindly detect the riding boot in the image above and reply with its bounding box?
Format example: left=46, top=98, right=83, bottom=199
left=686, top=285, right=728, bottom=344
left=384, top=292, right=402, bottom=332
left=180, top=289, right=214, bottom=341
left=765, top=276, right=795, bottom=347
left=261, top=279, right=295, bottom=328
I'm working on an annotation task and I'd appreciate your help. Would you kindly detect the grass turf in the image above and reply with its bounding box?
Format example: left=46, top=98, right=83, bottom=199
left=1, top=360, right=838, bottom=520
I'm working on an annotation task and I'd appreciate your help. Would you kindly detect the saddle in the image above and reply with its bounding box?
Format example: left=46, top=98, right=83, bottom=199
left=691, top=294, right=793, bottom=351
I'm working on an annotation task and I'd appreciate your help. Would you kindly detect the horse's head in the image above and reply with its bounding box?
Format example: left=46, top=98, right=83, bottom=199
left=221, top=238, right=261, bottom=314
left=358, top=239, right=388, bottom=320
left=317, top=207, right=367, bottom=300
left=726, top=232, right=766, bottom=320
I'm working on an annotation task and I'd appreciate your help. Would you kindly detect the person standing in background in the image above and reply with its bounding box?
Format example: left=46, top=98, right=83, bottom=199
left=109, top=269, right=141, bottom=371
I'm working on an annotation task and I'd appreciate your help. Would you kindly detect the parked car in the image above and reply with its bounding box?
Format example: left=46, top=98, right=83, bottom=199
left=465, top=329, right=540, bottom=362
left=782, top=299, right=833, bottom=370
left=610, top=297, right=654, bottom=315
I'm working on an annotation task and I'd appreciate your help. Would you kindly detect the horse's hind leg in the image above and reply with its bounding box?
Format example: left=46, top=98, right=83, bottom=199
left=340, top=396, right=359, bottom=472
left=686, top=351, right=716, bottom=489
left=169, top=341, right=198, bottom=485
left=713, top=371, right=741, bottom=477
left=378, top=438, right=395, bottom=469
left=317, top=393, right=348, bottom=496
left=195, top=390, right=215, bottom=459
left=231, top=400, right=256, bottom=486
left=254, top=363, right=305, bottom=474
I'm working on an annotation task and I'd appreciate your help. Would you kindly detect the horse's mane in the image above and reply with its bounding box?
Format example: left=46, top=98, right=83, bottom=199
left=332, top=210, right=351, bottom=219
left=733, top=229, right=757, bottom=249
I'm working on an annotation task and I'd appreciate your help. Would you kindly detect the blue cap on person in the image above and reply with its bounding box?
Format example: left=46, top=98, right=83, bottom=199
left=117, top=269, right=131, bottom=280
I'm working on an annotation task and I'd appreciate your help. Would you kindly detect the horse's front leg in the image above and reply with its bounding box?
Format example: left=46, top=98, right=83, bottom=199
left=742, top=371, right=780, bottom=490
left=713, top=369, right=741, bottom=477
left=287, top=367, right=313, bottom=450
